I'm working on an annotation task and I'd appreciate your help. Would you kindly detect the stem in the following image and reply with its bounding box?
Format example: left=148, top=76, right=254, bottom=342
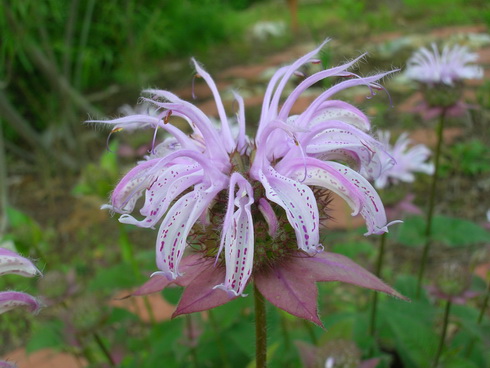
left=93, top=332, right=116, bottom=367
left=208, top=309, right=230, bottom=368
left=254, top=283, right=267, bottom=368
left=477, top=279, right=490, bottom=324
left=417, top=110, right=446, bottom=297
left=369, top=233, right=387, bottom=341
left=185, top=315, right=199, bottom=368
left=432, top=300, right=451, bottom=368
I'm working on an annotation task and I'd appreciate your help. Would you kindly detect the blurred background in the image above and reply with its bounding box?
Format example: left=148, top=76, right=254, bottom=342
left=1, top=0, right=490, bottom=367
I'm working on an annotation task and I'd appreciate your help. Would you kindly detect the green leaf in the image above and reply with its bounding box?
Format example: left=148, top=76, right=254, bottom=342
left=395, top=216, right=490, bottom=248
left=331, top=241, right=374, bottom=259
left=88, top=262, right=142, bottom=291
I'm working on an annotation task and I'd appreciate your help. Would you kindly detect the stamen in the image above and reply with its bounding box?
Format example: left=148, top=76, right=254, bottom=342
left=106, top=127, right=123, bottom=152
left=192, top=74, right=202, bottom=100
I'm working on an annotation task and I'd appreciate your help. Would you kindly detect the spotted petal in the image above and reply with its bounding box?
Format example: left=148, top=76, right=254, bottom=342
left=259, top=167, right=321, bottom=254
left=119, top=164, right=203, bottom=228
left=0, top=291, right=42, bottom=315
left=155, top=184, right=223, bottom=280
left=282, top=158, right=400, bottom=235
left=0, top=248, right=40, bottom=277
left=215, top=173, right=254, bottom=297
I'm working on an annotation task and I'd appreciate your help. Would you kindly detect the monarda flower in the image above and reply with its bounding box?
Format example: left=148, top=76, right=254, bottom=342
left=95, top=42, right=405, bottom=325
left=405, top=43, right=483, bottom=118
left=374, top=131, right=434, bottom=189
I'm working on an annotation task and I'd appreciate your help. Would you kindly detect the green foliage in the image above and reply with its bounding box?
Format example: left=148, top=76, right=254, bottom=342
left=26, top=320, right=66, bottom=353
left=394, top=215, right=490, bottom=248
left=441, top=139, right=490, bottom=177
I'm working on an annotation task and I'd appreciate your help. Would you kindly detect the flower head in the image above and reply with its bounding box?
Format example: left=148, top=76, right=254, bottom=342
left=406, top=43, right=483, bottom=86
left=94, top=41, right=405, bottom=322
left=374, top=131, right=434, bottom=189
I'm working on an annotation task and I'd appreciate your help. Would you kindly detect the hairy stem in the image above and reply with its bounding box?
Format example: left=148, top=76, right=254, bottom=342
left=432, top=300, right=451, bottom=368
left=93, top=332, right=116, bottom=367
left=417, top=110, right=446, bottom=297
left=254, top=283, right=267, bottom=368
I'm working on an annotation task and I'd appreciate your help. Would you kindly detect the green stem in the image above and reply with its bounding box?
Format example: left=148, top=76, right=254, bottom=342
left=186, top=315, right=199, bottom=368
left=208, top=309, right=230, bottom=368
left=477, top=279, right=490, bottom=324
left=254, top=283, right=267, bottom=368
left=432, top=300, right=451, bottom=368
left=369, top=233, right=387, bottom=341
left=417, top=110, right=446, bottom=297
left=93, top=332, right=115, bottom=367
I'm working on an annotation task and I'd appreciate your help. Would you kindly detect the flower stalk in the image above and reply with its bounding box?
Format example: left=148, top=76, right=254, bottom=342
left=432, top=299, right=452, bottom=368
left=254, top=283, right=267, bottom=368
left=417, top=109, right=446, bottom=297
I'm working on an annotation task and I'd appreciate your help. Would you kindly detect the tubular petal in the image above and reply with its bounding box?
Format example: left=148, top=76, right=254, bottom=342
left=259, top=167, right=321, bottom=255
left=0, top=248, right=40, bottom=277
left=155, top=184, right=224, bottom=279
left=215, top=174, right=254, bottom=296
left=0, top=291, right=42, bottom=315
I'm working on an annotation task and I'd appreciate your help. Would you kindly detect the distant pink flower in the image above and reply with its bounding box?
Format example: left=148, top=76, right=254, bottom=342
left=374, top=131, right=434, bottom=189
left=406, top=43, right=483, bottom=86
left=94, top=41, right=405, bottom=323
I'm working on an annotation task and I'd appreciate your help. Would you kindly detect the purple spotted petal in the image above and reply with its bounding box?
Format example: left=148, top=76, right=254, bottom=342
left=172, top=260, right=233, bottom=317
left=0, top=291, right=42, bottom=314
left=155, top=184, right=223, bottom=279
left=215, top=173, right=254, bottom=296
left=282, top=158, right=400, bottom=235
left=119, top=164, right=202, bottom=228
left=259, top=166, right=321, bottom=255
left=0, top=248, right=40, bottom=277
left=255, top=256, right=323, bottom=326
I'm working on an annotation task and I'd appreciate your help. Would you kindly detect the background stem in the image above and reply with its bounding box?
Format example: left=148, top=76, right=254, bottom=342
left=417, top=109, right=446, bottom=297
left=432, top=300, right=451, bottom=368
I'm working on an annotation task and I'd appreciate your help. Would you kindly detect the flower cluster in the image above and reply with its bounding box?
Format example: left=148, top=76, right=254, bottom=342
left=95, top=42, right=405, bottom=324
left=374, top=130, right=434, bottom=189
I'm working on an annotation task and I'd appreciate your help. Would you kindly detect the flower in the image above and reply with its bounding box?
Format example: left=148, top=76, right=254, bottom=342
left=373, top=131, right=434, bottom=189
left=405, top=43, right=483, bottom=86
left=94, top=41, right=405, bottom=323
left=0, top=247, right=42, bottom=315
left=405, top=43, right=483, bottom=117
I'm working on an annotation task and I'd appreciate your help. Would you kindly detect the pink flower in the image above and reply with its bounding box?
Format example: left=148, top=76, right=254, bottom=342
left=374, top=131, right=434, bottom=189
left=94, top=41, right=405, bottom=323
left=406, top=43, right=483, bottom=86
